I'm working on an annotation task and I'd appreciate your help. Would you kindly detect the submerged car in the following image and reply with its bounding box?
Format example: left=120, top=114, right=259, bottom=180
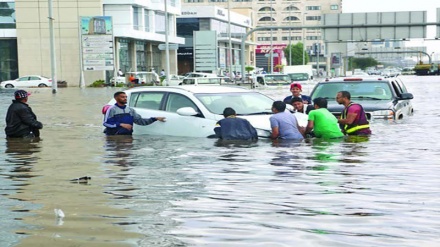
left=103, top=85, right=279, bottom=137
left=0, top=75, right=52, bottom=88
left=310, top=77, right=414, bottom=120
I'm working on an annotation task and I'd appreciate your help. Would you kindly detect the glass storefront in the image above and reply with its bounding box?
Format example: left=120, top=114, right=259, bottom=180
left=118, top=39, right=131, bottom=73
left=136, top=41, right=146, bottom=71
left=0, top=39, right=18, bottom=81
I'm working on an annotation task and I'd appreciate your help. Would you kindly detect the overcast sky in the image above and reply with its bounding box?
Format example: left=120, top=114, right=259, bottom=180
left=342, top=0, right=440, bottom=53
left=342, top=0, right=440, bottom=15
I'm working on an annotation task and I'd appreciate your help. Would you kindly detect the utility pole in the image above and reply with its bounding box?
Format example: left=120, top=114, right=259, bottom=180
left=227, top=0, right=233, bottom=81
left=48, top=0, right=57, bottom=93
left=269, top=0, right=273, bottom=73
left=164, top=0, right=170, bottom=85
left=316, top=43, right=319, bottom=76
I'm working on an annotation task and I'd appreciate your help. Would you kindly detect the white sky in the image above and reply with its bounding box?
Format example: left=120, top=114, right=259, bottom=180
left=342, top=0, right=440, bottom=54
left=342, top=0, right=440, bottom=14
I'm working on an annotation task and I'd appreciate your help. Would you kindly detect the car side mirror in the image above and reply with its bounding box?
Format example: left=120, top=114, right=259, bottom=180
left=176, top=107, right=198, bottom=116
left=399, top=93, right=413, bottom=100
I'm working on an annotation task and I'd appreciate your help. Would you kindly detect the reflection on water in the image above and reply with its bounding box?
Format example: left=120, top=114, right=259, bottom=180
left=0, top=78, right=439, bottom=246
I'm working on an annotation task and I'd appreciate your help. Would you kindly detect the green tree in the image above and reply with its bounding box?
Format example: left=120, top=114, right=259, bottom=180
left=349, top=57, right=379, bottom=70
left=284, top=43, right=309, bottom=65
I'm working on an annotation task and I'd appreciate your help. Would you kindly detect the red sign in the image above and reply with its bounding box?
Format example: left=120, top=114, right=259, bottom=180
left=256, top=44, right=287, bottom=54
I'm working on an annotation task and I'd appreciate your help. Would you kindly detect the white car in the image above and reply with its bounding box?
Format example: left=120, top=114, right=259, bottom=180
left=104, top=85, right=280, bottom=137
left=0, top=75, right=52, bottom=88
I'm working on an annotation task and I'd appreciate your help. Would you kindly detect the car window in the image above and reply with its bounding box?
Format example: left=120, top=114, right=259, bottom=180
left=196, top=92, right=274, bottom=115
left=18, top=77, right=29, bottom=81
left=264, top=75, right=291, bottom=85
left=131, top=92, right=165, bottom=110
left=288, top=73, right=308, bottom=81
left=390, top=81, right=403, bottom=97
left=311, top=81, right=392, bottom=100
left=29, top=76, right=41, bottom=80
left=395, top=79, right=408, bottom=93
left=165, top=93, right=198, bottom=113
left=182, top=78, right=195, bottom=85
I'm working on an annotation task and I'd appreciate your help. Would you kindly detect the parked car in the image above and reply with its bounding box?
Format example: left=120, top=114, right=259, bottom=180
left=401, top=67, right=415, bottom=75
left=0, top=75, right=52, bottom=88
left=103, top=86, right=280, bottom=137
left=254, top=74, right=291, bottom=88
left=166, top=74, right=186, bottom=86
left=180, top=77, right=226, bottom=85
left=309, top=77, right=414, bottom=120
left=381, top=69, right=401, bottom=77
left=184, top=72, right=218, bottom=78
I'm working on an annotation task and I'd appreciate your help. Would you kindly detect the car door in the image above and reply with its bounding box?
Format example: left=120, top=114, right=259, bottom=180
left=15, top=76, right=30, bottom=87
left=28, top=76, right=42, bottom=87
left=129, top=91, right=167, bottom=135
left=390, top=79, right=410, bottom=118
left=130, top=91, right=216, bottom=137
left=161, top=93, right=217, bottom=137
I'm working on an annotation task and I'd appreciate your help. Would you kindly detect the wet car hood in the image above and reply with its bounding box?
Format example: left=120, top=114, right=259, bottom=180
left=327, top=99, right=394, bottom=113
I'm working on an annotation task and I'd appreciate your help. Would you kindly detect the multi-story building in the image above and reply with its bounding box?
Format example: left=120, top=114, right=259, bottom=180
left=176, top=6, right=254, bottom=74
left=4, top=0, right=184, bottom=85
left=182, top=0, right=342, bottom=72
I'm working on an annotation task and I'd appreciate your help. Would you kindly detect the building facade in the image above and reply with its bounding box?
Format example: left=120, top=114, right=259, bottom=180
left=10, top=0, right=183, bottom=85
left=177, top=6, right=253, bottom=74
left=182, top=0, right=342, bottom=71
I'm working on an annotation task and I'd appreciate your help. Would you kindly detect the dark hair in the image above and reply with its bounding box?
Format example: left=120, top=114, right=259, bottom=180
left=338, top=91, right=351, bottom=100
left=223, top=107, right=236, bottom=118
left=272, top=101, right=286, bottom=112
left=313, top=97, right=328, bottom=108
left=114, top=91, right=126, bottom=98
left=290, top=97, right=303, bottom=104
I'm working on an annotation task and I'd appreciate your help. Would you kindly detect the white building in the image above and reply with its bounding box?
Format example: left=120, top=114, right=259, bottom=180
left=177, top=6, right=254, bottom=74
left=13, top=0, right=184, bottom=85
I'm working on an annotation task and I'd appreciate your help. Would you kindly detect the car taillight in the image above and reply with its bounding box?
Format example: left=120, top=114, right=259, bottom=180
left=48, top=79, right=52, bottom=82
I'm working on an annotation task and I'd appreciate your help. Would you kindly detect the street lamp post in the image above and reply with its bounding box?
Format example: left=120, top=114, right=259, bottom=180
left=48, top=0, right=57, bottom=93
left=288, top=5, right=292, bottom=66
left=269, top=0, right=274, bottom=73
left=164, top=0, right=170, bottom=85
left=302, top=12, right=307, bottom=65
left=227, top=0, right=233, bottom=81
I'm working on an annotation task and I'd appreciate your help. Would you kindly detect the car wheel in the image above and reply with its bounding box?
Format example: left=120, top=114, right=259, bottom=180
left=38, top=83, right=48, bottom=87
left=5, top=84, right=14, bottom=88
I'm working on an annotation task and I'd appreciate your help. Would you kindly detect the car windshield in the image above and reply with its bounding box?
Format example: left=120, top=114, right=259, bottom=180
left=311, top=81, right=393, bottom=100
left=288, top=73, right=309, bottom=81
left=263, top=75, right=291, bottom=85
left=195, top=92, right=274, bottom=115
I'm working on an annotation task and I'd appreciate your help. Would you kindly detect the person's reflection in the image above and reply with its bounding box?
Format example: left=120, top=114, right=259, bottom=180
left=104, top=135, right=134, bottom=169
left=214, top=139, right=259, bottom=165
left=269, top=140, right=305, bottom=176
left=5, top=137, right=42, bottom=189
left=5, top=138, right=41, bottom=166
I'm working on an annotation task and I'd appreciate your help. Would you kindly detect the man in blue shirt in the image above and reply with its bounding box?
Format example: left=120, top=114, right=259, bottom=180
left=103, top=91, right=166, bottom=135
left=269, top=101, right=304, bottom=140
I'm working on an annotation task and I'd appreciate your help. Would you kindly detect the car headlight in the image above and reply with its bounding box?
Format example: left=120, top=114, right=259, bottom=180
left=371, top=110, right=394, bottom=119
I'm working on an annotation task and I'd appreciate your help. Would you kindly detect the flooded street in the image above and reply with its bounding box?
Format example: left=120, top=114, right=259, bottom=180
left=0, top=76, right=439, bottom=247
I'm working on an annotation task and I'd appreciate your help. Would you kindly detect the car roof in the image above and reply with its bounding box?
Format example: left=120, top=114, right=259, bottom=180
left=123, top=85, right=253, bottom=94
left=319, top=77, right=392, bottom=83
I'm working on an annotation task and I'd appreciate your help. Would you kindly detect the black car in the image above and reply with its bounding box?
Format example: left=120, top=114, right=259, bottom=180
left=309, top=77, right=414, bottom=120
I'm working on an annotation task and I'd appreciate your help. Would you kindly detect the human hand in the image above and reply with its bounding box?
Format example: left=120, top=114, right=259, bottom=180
left=120, top=123, right=133, bottom=130
left=156, top=117, right=166, bottom=122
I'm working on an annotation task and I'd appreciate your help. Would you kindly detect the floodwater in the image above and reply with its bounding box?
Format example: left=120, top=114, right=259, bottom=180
left=0, top=76, right=439, bottom=247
